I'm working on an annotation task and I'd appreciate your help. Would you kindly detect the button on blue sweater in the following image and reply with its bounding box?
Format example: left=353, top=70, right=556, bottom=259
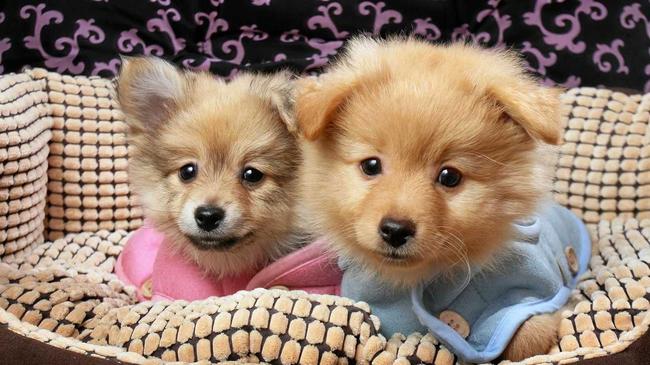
left=341, top=202, right=591, bottom=363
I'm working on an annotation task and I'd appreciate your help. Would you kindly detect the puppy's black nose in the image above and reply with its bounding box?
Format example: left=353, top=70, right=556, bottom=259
left=379, top=218, right=416, bottom=248
left=194, top=205, right=225, bottom=231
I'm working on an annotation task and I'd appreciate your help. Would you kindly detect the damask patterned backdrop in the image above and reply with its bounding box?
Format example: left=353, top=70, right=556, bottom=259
left=0, top=0, right=649, bottom=91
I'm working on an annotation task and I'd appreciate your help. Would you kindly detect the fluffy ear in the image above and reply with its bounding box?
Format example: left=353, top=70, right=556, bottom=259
left=116, top=56, right=188, bottom=134
left=295, top=36, right=386, bottom=141
left=295, top=70, right=388, bottom=141
left=295, top=74, right=359, bottom=141
left=249, top=71, right=298, bottom=133
left=487, top=72, right=564, bottom=145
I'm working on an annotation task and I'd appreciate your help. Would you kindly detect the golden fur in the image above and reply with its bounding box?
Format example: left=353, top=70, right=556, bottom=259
left=117, top=57, right=301, bottom=278
left=295, top=37, right=563, bottom=361
left=503, top=313, right=561, bottom=361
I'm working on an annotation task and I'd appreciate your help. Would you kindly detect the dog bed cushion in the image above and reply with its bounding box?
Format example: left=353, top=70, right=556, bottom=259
left=0, top=68, right=650, bottom=365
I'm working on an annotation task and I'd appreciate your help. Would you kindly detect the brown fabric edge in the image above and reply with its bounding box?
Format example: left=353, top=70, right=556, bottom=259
left=0, top=325, right=124, bottom=365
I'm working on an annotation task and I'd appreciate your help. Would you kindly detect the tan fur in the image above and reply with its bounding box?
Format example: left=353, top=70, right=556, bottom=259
left=117, top=57, right=301, bottom=278
left=296, top=37, right=562, bottom=359
left=503, top=313, right=560, bottom=361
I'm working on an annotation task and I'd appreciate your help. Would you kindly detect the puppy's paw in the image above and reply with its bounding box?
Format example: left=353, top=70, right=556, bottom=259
left=502, top=313, right=560, bottom=362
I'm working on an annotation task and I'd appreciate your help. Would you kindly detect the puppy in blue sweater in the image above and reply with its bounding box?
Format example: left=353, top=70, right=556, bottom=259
left=296, top=37, right=590, bottom=362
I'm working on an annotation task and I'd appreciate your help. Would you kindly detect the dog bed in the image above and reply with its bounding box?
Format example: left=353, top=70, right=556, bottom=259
left=1, top=67, right=649, bottom=364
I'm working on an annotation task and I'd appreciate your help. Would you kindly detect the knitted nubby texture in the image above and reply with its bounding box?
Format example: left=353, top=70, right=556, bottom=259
left=0, top=69, right=51, bottom=261
left=42, top=70, right=143, bottom=241
left=1, top=69, right=650, bottom=364
left=555, top=89, right=650, bottom=223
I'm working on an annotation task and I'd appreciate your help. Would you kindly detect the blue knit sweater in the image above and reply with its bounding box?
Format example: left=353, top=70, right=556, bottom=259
left=341, top=202, right=591, bottom=363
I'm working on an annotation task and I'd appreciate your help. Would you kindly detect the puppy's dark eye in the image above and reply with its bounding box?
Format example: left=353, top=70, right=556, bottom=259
left=437, top=167, right=462, bottom=187
left=242, top=167, right=264, bottom=184
left=360, top=158, right=382, bottom=176
left=179, top=163, right=198, bottom=182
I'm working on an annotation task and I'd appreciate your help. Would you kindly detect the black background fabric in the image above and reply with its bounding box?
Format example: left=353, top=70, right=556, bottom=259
left=0, top=1, right=648, bottom=91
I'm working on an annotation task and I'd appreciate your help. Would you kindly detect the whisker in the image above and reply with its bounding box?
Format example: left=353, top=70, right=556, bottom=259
left=142, top=207, right=183, bottom=214
left=467, top=152, right=507, bottom=167
left=430, top=228, right=472, bottom=289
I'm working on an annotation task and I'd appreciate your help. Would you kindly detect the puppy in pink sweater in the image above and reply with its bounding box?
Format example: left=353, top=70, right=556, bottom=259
left=115, top=58, right=340, bottom=301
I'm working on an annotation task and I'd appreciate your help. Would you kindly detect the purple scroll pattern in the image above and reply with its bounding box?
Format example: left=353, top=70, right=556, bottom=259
left=523, top=0, right=607, bottom=54
left=0, top=12, right=10, bottom=74
left=0, top=1, right=648, bottom=91
left=20, top=4, right=105, bottom=74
